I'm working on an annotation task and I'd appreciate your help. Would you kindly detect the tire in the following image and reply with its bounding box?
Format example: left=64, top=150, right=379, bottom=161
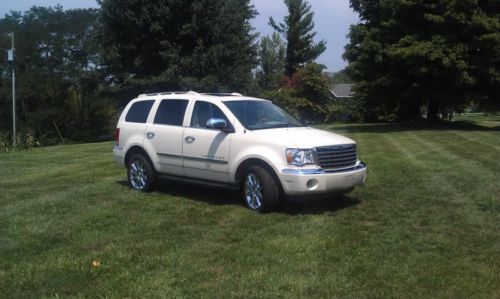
left=242, top=165, right=280, bottom=212
left=127, top=154, right=156, bottom=192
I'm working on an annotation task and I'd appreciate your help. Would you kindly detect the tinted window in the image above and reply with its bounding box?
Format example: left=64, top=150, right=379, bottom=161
left=154, top=99, right=188, bottom=126
left=190, top=101, right=229, bottom=129
left=125, top=100, right=154, bottom=123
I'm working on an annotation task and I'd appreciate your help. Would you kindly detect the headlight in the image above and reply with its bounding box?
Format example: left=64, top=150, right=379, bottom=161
left=285, top=149, right=316, bottom=166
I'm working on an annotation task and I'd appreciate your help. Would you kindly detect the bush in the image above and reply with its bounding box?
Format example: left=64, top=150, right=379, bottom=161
left=257, top=63, right=332, bottom=123
left=325, top=97, right=368, bottom=123
left=0, top=131, right=42, bottom=153
left=261, top=89, right=325, bottom=124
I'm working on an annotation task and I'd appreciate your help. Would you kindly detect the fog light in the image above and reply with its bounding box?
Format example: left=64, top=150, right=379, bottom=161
left=306, top=179, right=318, bottom=190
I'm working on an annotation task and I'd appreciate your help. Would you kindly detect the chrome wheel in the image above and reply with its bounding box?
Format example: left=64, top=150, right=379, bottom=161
left=129, top=160, right=148, bottom=190
left=245, top=173, right=263, bottom=210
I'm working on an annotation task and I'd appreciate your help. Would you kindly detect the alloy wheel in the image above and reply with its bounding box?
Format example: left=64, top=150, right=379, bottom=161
left=129, top=160, right=148, bottom=190
left=245, top=173, right=263, bottom=210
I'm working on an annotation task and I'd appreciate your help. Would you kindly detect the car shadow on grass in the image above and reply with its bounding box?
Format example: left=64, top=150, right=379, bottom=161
left=117, top=179, right=361, bottom=215
left=117, top=179, right=240, bottom=206
left=279, top=194, right=361, bottom=215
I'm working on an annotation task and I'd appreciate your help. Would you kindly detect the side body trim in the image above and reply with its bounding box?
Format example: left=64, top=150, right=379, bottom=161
left=157, top=153, right=229, bottom=165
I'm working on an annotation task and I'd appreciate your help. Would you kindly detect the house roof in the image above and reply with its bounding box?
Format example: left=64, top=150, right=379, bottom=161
left=330, top=84, right=354, bottom=98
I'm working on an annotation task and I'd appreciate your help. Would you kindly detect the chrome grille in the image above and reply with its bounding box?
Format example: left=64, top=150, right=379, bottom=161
left=315, top=144, right=357, bottom=169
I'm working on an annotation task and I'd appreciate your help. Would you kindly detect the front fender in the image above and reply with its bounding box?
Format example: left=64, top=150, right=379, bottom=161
left=230, top=145, right=286, bottom=184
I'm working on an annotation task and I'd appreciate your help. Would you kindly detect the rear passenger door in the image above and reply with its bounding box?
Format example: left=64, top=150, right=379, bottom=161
left=145, top=99, right=189, bottom=175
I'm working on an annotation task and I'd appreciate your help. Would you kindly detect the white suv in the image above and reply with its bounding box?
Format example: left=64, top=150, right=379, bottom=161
left=113, top=91, right=367, bottom=212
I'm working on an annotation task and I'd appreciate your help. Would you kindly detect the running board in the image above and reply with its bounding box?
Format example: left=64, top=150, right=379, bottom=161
left=158, top=174, right=239, bottom=191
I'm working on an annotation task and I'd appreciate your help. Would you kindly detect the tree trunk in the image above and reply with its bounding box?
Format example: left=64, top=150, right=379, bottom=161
left=427, top=99, right=439, bottom=123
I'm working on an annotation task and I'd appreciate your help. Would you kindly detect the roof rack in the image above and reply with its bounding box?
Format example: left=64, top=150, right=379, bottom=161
left=201, top=92, right=243, bottom=97
left=138, top=91, right=200, bottom=97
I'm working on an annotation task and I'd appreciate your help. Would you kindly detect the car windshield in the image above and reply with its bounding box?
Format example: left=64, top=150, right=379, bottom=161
left=223, top=100, right=305, bottom=130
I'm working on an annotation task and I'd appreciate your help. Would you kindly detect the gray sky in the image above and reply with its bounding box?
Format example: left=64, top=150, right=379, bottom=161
left=0, top=0, right=358, bottom=71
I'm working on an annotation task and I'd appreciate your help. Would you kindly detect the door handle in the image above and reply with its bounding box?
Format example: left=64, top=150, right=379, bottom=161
left=146, top=131, right=155, bottom=139
left=185, top=136, right=195, bottom=144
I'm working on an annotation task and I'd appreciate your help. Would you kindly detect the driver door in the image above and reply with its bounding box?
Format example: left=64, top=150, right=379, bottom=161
left=182, top=101, right=233, bottom=183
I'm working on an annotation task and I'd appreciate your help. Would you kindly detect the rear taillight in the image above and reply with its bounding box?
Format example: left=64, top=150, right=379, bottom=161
left=113, top=128, right=120, bottom=146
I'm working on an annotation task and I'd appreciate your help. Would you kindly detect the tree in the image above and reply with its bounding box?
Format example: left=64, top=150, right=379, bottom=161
left=0, top=6, right=113, bottom=142
left=269, top=0, right=326, bottom=76
left=98, top=0, right=258, bottom=92
left=263, top=62, right=331, bottom=122
left=344, top=0, right=500, bottom=122
left=292, top=63, right=331, bottom=103
left=328, top=69, right=354, bottom=85
left=256, top=32, right=286, bottom=90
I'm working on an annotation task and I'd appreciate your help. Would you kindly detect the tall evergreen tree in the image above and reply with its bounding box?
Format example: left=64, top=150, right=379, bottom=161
left=269, top=0, right=326, bottom=76
left=98, top=0, right=258, bottom=92
left=344, top=0, right=499, bottom=121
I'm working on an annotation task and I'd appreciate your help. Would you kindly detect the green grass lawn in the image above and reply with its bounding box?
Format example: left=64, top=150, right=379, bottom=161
left=453, top=112, right=500, bottom=128
left=1, top=123, right=499, bottom=298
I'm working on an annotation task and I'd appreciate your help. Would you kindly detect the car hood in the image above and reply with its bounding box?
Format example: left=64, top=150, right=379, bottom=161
left=250, top=127, right=355, bottom=148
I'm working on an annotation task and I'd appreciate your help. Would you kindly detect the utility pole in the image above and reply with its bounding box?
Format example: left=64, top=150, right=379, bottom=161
left=7, top=32, right=15, bottom=146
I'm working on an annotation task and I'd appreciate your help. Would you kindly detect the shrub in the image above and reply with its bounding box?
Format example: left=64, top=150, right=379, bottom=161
left=325, top=97, right=370, bottom=123
left=0, top=131, right=42, bottom=153
left=261, top=89, right=325, bottom=124
left=259, top=63, right=331, bottom=123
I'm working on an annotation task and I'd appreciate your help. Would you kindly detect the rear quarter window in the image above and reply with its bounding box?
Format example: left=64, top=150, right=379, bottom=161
left=125, top=100, right=154, bottom=123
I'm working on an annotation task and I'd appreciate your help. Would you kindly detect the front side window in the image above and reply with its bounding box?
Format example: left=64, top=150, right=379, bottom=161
left=125, top=100, right=155, bottom=123
left=223, top=100, right=304, bottom=130
left=154, top=99, right=189, bottom=126
left=190, top=101, right=230, bottom=129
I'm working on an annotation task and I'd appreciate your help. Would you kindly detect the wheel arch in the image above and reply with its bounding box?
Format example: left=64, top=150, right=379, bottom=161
left=234, top=158, right=284, bottom=194
left=124, top=145, right=154, bottom=169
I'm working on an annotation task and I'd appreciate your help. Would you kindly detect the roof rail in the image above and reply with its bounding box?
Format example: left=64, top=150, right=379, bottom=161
left=201, top=92, right=243, bottom=97
left=138, top=91, right=200, bottom=97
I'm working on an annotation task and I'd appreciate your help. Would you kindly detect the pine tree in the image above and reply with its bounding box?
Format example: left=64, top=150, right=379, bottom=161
left=269, top=0, right=326, bottom=76
left=98, top=0, right=258, bottom=92
left=344, top=0, right=499, bottom=121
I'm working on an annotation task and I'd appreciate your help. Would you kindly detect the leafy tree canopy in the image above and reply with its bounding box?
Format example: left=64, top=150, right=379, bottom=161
left=256, top=32, right=286, bottom=90
left=0, top=6, right=112, bottom=142
left=263, top=62, right=331, bottom=122
left=328, top=69, right=354, bottom=85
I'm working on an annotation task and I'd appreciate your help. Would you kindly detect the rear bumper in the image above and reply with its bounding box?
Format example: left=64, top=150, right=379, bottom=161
left=113, top=146, right=125, bottom=166
left=279, top=161, right=367, bottom=196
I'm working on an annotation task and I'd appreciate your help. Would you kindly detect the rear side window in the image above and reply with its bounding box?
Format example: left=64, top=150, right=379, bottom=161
left=154, top=99, right=189, bottom=126
left=125, top=100, right=154, bottom=123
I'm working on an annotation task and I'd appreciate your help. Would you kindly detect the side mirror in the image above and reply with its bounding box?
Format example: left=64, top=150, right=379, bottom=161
left=206, top=118, right=232, bottom=132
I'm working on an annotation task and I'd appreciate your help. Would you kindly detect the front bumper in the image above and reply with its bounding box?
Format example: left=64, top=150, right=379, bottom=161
left=279, top=161, right=367, bottom=196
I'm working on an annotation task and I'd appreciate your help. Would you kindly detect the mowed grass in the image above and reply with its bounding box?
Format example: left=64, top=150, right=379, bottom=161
left=453, top=112, right=500, bottom=128
left=1, top=122, right=499, bottom=298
